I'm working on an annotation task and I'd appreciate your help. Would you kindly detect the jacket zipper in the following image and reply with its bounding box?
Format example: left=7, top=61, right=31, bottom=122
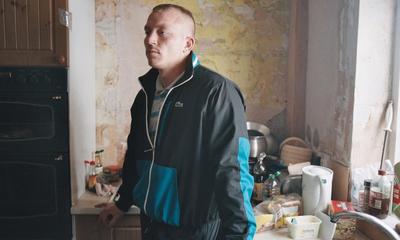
left=142, top=74, right=194, bottom=214
left=142, top=90, right=154, bottom=151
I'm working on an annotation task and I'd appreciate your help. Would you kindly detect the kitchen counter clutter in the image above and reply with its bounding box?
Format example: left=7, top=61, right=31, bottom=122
left=251, top=164, right=400, bottom=240
left=252, top=196, right=386, bottom=240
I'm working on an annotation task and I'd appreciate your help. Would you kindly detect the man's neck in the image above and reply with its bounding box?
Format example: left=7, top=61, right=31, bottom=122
left=158, top=58, right=187, bottom=87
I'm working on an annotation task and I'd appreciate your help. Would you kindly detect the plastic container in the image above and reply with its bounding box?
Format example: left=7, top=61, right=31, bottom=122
left=286, top=215, right=322, bottom=240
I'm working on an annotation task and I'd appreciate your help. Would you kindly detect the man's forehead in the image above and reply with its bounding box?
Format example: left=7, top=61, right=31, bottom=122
left=146, top=9, right=189, bottom=27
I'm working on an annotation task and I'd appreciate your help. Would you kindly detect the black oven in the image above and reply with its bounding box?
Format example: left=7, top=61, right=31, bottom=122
left=0, top=92, right=68, bottom=152
left=0, top=153, right=71, bottom=239
left=0, top=68, right=68, bottom=152
left=0, top=67, right=71, bottom=240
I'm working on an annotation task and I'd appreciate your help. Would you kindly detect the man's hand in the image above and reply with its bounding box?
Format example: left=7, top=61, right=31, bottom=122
left=97, top=203, right=124, bottom=227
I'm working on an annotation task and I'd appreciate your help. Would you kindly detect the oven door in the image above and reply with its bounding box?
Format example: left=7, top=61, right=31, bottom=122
left=0, top=152, right=71, bottom=239
left=0, top=92, right=68, bottom=152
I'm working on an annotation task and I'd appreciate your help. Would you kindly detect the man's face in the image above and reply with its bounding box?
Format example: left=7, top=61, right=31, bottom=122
left=144, top=9, right=192, bottom=70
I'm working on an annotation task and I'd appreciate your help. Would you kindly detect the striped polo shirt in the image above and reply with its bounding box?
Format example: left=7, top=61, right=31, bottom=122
left=149, top=72, right=184, bottom=144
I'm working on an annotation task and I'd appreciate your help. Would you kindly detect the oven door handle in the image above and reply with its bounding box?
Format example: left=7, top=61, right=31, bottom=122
left=0, top=72, right=12, bottom=78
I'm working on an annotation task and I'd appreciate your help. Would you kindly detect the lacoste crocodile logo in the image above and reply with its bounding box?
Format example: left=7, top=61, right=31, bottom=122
left=174, top=101, right=184, bottom=108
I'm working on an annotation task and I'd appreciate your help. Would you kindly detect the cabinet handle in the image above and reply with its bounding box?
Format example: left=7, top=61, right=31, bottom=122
left=52, top=96, right=62, bottom=100
left=57, top=55, right=66, bottom=65
left=0, top=72, right=12, bottom=78
left=55, top=155, right=63, bottom=161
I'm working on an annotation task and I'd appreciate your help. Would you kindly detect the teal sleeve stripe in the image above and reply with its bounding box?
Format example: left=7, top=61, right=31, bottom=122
left=238, top=137, right=256, bottom=240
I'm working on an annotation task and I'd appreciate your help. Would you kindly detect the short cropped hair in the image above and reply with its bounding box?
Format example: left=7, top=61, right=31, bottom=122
left=152, top=4, right=196, bottom=36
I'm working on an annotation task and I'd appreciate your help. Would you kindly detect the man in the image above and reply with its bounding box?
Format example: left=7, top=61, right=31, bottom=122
left=99, top=4, right=255, bottom=239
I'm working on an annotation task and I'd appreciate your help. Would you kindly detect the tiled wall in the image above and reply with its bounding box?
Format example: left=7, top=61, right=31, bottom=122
left=95, top=0, right=290, bottom=166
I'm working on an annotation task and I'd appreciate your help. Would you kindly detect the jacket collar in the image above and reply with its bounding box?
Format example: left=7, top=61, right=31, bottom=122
left=138, top=52, right=200, bottom=93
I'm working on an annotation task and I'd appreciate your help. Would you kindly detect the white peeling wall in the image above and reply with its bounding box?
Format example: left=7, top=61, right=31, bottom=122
left=305, top=0, right=358, bottom=166
left=95, top=1, right=149, bottom=167
left=69, top=0, right=96, bottom=203
left=351, top=0, right=395, bottom=168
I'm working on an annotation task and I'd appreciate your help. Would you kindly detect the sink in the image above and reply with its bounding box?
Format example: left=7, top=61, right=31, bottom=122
left=331, top=211, right=400, bottom=240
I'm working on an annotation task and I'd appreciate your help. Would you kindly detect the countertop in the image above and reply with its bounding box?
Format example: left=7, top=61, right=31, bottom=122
left=71, top=191, right=396, bottom=239
left=70, top=191, right=140, bottom=215
left=254, top=215, right=400, bottom=240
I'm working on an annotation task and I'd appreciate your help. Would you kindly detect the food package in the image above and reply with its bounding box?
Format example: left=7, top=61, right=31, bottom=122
left=328, top=200, right=355, bottom=215
left=328, top=200, right=356, bottom=240
left=333, top=219, right=356, bottom=240
left=253, top=193, right=302, bottom=230
left=255, top=214, right=274, bottom=232
left=393, top=161, right=400, bottom=217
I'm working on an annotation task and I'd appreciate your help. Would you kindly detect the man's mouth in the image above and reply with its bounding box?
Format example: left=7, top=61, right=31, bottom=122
left=146, top=49, right=160, bottom=55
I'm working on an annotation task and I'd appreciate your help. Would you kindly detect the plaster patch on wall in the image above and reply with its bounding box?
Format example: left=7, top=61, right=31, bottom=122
left=231, top=3, right=255, bottom=21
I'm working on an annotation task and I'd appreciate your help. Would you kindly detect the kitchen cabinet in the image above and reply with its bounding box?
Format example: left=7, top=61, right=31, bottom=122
left=74, top=215, right=141, bottom=240
left=0, top=0, right=69, bottom=66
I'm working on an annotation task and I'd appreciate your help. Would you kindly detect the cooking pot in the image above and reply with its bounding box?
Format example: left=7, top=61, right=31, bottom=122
left=247, top=121, right=278, bottom=157
left=248, top=136, right=267, bottom=158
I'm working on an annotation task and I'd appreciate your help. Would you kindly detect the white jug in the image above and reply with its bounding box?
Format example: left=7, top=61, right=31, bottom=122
left=302, top=165, right=333, bottom=215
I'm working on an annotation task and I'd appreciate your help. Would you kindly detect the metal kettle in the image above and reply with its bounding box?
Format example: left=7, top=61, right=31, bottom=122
left=247, top=121, right=278, bottom=157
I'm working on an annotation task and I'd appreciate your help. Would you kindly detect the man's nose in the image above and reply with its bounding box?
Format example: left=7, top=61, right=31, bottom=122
left=145, top=32, right=157, bottom=46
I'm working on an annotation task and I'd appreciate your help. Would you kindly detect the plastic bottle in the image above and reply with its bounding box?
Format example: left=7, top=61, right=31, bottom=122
left=369, top=170, right=391, bottom=219
left=264, top=171, right=281, bottom=200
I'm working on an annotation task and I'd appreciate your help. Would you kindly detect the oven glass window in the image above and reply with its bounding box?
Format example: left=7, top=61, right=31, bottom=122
left=0, top=102, right=54, bottom=141
left=0, top=162, right=57, bottom=218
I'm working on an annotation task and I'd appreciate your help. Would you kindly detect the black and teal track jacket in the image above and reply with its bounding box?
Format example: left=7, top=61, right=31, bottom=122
left=116, top=53, right=256, bottom=239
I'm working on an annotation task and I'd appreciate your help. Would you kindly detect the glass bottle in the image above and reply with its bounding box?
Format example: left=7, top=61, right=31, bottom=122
left=369, top=170, right=390, bottom=219
left=87, top=161, right=97, bottom=193
left=252, top=153, right=267, bottom=204
left=363, top=179, right=371, bottom=213
left=94, top=149, right=104, bottom=174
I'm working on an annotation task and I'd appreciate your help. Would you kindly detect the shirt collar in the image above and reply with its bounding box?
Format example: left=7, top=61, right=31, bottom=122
left=155, top=71, right=185, bottom=95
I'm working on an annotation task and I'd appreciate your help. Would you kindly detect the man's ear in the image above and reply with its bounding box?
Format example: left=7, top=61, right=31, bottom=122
left=184, top=36, right=195, bottom=53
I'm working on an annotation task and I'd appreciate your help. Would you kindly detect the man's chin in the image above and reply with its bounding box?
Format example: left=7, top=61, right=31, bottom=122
left=148, top=60, right=162, bottom=69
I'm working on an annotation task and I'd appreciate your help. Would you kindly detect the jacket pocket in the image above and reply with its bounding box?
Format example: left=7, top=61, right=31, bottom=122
left=133, top=160, right=181, bottom=226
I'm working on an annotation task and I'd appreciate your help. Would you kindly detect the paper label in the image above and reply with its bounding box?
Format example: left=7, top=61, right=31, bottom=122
left=369, top=190, right=383, bottom=209
left=253, top=183, right=263, bottom=201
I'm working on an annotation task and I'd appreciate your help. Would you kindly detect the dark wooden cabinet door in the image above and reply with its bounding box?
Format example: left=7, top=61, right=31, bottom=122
left=0, top=0, right=68, bottom=66
left=75, top=215, right=142, bottom=240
